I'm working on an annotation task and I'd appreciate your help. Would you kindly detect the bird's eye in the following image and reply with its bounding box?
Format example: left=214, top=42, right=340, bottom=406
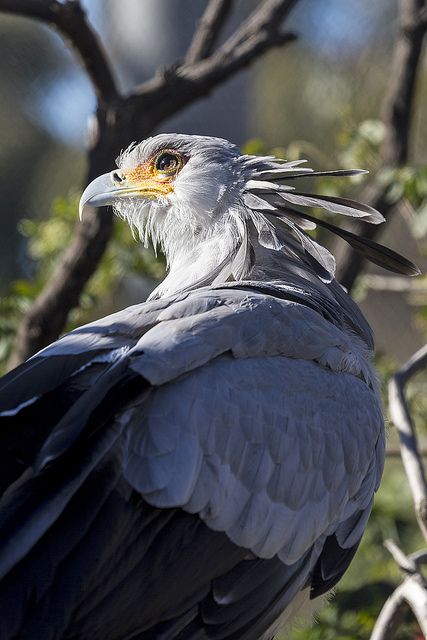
left=154, top=151, right=182, bottom=175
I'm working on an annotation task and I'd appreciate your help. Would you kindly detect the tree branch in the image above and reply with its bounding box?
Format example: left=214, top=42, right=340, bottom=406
left=370, top=573, right=427, bottom=639
left=336, top=0, right=427, bottom=291
left=7, top=114, right=121, bottom=369
left=0, top=0, right=122, bottom=367
left=126, top=32, right=297, bottom=140
left=9, top=207, right=114, bottom=368
left=362, top=273, right=427, bottom=293
left=384, top=539, right=418, bottom=574
left=186, top=0, right=234, bottom=64
left=127, top=0, right=298, bottom=139
left=369, top=345, right=427, bottom=637
left=387, top=446, right=427, bottom=457
left=389, top=344, right=427, bottom=542
left=372, top=347, right=427, bottom=637
left=0, top=0, right=119, bottom=105
left=370, top=539, right=427, bottom=639
left=3, top=0, right=301, bottom=365
left=210, top=0, right=298, bottom=56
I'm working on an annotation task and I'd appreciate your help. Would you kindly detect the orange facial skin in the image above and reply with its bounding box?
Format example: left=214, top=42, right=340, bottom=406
left=123, top=150, right=186, bottom=198
left=125, top=160, right=158, bottom=183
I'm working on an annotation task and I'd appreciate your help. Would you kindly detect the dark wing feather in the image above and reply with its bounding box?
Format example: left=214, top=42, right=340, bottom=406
left=0, top=351, right=102, bottom=413
left=0, top=378, right=310, bottom=640
left=282, top=207, right=420, bottom=276
left=0, top=318, right=313, bottom=640
left=310, top=535, right=360, bottom=599
left=258, top=169, right=368, bottom=180
left=320, top=218, right=420, bottom=276
left=0, top=457, right=249, bottom=639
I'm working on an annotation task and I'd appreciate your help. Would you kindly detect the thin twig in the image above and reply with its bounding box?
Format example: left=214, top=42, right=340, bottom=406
left=128, top=0, right=298, bottom=138
left=9, top=203, right=115, bottom=368
left=384, top=539, right=418, bottom=574
left=210, top=0, right=298, bottom=58
left=370, top=574, right=427, bottom=640
left=336, top=0, right=427, bottom=291
left=363, top=274, right=427, bottom=293
left=0, top=0, right=119, bottom=105
left=387, top=446, right=427, bottom=457
left=376, top=539, right=427, bottom=640
left=186, top=0, right=234, bottom=64
left=389, top=344, right=427, bottom=542
left=371, top=348, right=427, bottom=638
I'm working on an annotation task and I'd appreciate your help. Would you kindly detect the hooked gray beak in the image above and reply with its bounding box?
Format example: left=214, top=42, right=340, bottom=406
left=79, top=172, right=122, bottom=220
left=79, top=169, right=175, bottom=220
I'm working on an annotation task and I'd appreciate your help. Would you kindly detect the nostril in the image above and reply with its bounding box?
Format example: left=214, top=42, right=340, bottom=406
left=112, top=171, right=125, bottom=184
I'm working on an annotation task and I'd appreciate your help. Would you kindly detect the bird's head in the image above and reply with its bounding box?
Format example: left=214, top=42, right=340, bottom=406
left=80, top=133, right=246, bottom=235
left=80, top=134, right=259, bottom=297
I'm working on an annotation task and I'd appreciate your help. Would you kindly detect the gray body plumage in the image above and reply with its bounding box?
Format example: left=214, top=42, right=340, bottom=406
left=0, top=133, right=411, bottom=639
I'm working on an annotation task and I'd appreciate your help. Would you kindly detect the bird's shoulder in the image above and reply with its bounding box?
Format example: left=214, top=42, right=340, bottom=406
left=1, top=282, right=383, bottom=547
left=1, top=282, right=376, bottom=410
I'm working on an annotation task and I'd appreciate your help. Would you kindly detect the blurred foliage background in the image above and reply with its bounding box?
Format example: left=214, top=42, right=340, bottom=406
left=0, top=1, right=426, bottom=638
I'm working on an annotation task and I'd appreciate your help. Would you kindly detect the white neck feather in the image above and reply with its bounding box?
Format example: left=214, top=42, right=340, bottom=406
left=113, top=190, right=374, bottom=349
left=148, top=205, right=245, bottom=299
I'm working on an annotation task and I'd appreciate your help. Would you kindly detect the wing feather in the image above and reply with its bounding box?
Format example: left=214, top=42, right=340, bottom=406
left=124, top=352, right=383, bottom=563
left=0, top=285, right=384, bottom=638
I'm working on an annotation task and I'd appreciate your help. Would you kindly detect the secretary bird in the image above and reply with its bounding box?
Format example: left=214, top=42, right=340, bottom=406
left=0, top=134, right=419, bottom=639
